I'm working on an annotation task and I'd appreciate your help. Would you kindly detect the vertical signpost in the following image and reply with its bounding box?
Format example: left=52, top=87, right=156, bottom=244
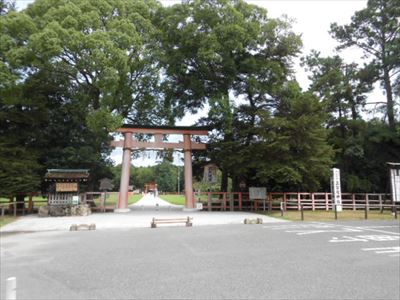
left=387, top=162, right=400, bottom=204
left=330, top=168, right=342, bottom=212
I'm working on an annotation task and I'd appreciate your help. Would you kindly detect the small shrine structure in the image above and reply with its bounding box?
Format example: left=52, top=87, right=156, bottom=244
left=144, top=182, right=158, bottom=194
left=44, top=169, right=89, bottom=205
left=111, top=125, right=208, bottom=211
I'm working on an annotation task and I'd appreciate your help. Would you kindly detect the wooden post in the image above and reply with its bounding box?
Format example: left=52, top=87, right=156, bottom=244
left=366, top=194, right=369, bottom=211
left=334, top=204, right=338, bottom=220
left=268, top=193, right=272, bottom=212
left=239, top=192, right=242, bottom=211
left=283, top=193, right=287, bottom=211
left=311, top=193, right=315, bottom=211
left=297, top=192, right=301, bottom=211
left=301, top=204, right=304, bottom=221
left=13, top=198, right=16, bottom=217
left=352, top=193, right=356, bottom=211
left=325, top=193, right=329, bottom=211
left=379, top=194, right=383, bottom=213
left=207, top=192, right=211, bottom=211
left=28, top=195, right=33, bottom=213
left=222, top=193, right=227, bottom=211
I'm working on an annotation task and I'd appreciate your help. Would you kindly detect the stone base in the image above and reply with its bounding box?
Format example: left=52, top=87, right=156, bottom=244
left=114, top=208, right=131, bottom=213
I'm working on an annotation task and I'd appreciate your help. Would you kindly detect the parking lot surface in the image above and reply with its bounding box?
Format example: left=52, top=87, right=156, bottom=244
left=1, top=220, right=399, bottom=299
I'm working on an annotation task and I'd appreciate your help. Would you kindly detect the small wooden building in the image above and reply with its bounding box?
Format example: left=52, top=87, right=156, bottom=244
left=44, top=169, right=89, bottom=205
left=144, top=182, right=158, bottom=194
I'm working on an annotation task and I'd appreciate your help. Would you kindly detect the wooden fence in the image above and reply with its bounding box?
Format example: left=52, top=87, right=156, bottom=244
left=193, top=192, right=394, bottom=212
left=0, top=191, right=396, bottom=216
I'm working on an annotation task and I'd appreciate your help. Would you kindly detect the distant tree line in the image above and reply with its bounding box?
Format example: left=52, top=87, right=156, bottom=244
left=0, top=0, right=398, bottom=197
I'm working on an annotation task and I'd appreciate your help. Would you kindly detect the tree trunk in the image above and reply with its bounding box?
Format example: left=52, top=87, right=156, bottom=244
left=383, top=66, right=395, bottom=130
left=220, top=169, right=228, bottom=193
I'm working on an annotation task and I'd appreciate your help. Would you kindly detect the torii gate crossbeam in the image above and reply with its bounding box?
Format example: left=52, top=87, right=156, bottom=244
left=111, top=125, right=208, bottom=211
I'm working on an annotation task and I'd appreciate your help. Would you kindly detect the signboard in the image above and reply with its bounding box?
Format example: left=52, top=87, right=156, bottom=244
left=56, top=182, right=78, bottom=192
left=389, top=168, right=400, bottom=203
left=203, top=164, right=218, bottom=183
left=249, top=187, right=267, bottom=200
left=330, top=168, right=342, bottom=211
left=72, top=196, right=80, bottom=205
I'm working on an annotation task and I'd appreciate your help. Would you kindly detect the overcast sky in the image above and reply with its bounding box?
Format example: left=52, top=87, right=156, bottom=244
left=15, top=0, right=374, bottom=166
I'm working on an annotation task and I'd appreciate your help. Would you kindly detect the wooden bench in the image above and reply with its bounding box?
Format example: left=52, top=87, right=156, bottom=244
left=151, top=217, right=192, bottom=228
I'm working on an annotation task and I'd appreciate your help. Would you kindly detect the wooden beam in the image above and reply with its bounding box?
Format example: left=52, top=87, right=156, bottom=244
left=116, top=127, right=208, bottom=135
left=111, top=139, right=206, bottom=150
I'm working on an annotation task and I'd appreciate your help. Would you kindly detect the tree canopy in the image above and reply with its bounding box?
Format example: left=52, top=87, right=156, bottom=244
left=0, top=0, right=398, bottom=196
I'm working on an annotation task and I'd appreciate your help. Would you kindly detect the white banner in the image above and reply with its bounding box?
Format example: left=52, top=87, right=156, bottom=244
left=390, top=168, right=400, bottom=203
left=330, top=168, right=342, bottom=211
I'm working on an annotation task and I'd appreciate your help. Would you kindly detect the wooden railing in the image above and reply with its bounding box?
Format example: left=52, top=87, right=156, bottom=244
left=193, top=192, right=394, bottom=212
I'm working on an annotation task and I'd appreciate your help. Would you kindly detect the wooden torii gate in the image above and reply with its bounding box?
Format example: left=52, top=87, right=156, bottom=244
left=111, top=125, right=208, bottom=212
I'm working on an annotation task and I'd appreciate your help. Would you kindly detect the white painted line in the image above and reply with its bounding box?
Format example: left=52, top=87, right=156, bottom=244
left=287, top=228, right=363, bottom=235
left=362, top=247, right=400, bottom=252
left=362, top=226, right=399, bottom=228
left=6, top=277, right=16, bottom=300
left=375, top=249, right=400, bottom=254
left=350, top=227, right=400, bottom=236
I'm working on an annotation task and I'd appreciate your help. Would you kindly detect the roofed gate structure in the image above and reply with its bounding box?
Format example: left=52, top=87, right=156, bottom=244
left=111, top=125, right=208, bottom=212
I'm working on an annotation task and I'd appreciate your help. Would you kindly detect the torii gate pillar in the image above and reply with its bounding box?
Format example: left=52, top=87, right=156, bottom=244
left=115, top=132, right=132, bottom=213
left=111, top=125, right=208, bottom=212
left=183, top=134, right=194, bottom=209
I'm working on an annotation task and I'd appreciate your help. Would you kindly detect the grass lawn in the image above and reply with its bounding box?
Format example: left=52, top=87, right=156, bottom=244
left=159, top=194, right=185, bottom=205
left=266, top=210, right=398, bottom=222
left=0, top=216, right=18, bottom=228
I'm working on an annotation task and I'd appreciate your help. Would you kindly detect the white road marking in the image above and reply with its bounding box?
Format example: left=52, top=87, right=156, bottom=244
left=362, top=247, right=400, bottom=256
left=287, top=228, right=363, bottom=235
left=330, top=235, right=400, bottom=243
left=348, top=227, right=400, bottom=236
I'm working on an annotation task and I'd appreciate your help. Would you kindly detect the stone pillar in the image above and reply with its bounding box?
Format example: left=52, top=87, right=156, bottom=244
left=183, top=134, right=194, bottom=209
left=116, top=132, right=132, bottom=213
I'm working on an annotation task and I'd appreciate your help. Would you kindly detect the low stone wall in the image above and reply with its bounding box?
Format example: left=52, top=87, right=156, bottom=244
left=39, top=204, right=91, bottom=217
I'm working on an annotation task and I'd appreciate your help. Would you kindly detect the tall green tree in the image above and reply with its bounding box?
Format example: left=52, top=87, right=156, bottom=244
left=241, top=82, right=333, bottom=191
left=330, top=0, right=400, bottom=129
left=158, top=0, right=303, bottom=191
left=1, top=0, right=165, bottom=132
left=303, top=51, right=374, bottom=124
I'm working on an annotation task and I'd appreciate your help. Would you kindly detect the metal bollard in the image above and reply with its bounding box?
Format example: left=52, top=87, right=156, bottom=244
left=364, top=205, right=368, bottom=220
left=280, top=202, right=284, bottom=217
left=6, top=277, right=16, bottom=300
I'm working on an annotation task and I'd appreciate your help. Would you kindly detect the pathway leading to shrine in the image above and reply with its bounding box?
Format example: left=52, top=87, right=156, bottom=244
left=131, top=193, right=183, bottom=210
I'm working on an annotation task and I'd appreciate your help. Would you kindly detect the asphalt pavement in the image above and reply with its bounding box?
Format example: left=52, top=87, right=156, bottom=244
left=1, top=220, right=399, bottom=299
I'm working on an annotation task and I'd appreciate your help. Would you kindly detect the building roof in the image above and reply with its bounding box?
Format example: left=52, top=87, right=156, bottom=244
left=45, top=169, right=90, bottom=181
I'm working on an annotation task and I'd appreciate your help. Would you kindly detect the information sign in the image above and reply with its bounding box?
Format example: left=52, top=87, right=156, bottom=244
left=330, top=168, right=342, bottom=211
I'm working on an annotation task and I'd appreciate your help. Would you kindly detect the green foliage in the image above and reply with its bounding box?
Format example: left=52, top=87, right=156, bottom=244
left=330, top=0, right=399, bottom=129
left=250, top=84, right=333, bottom=191
left=111, top=161, right=181, bottom=193
left=1, top=0, right=165, bottom=131
left=302, top=51, right=373, bottom=122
